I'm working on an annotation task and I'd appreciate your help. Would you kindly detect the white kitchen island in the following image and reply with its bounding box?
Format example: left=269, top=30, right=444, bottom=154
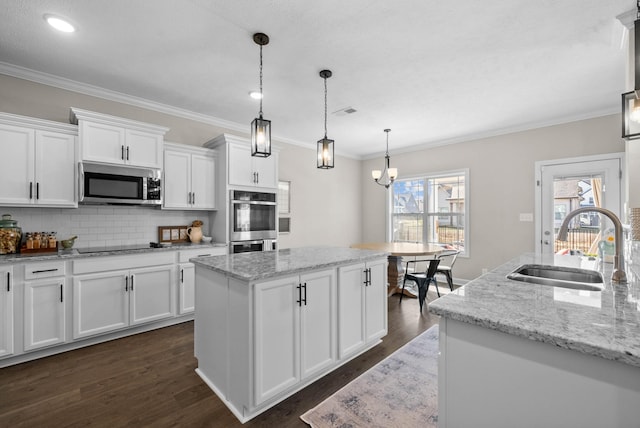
left=429, top=253, right=640, bottom=428
left=191, top=246, right=388, bottom=423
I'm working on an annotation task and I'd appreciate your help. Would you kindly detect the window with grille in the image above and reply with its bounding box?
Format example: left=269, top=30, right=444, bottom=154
left=390, top=170, right=468, bottom=254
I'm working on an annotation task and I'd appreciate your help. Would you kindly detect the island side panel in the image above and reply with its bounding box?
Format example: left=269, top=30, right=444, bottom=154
left=227, top=277, right=252, bottom=416
left=194, top=268, right=229, bottom=395
left=439, top=318, right=640, bottom=428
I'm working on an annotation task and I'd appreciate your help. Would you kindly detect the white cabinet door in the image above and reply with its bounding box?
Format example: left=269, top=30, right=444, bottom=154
left=73, top=271, right=129, bottom=339
left=24, top=278, right=66, bottom=351
left=254, top=275, right=300, bottom=405
left=190, top=153, right=216, bottom=209
left=125, top=129, right=163, bottom=168
left=178, top=263, right=195, bottom=314
left=0, top=124, right=34, bottom=205
left=0, top=267, right=13, bottom=357
left=130, top=265, right=175, bottom=325
left=35, top=130, right=76, bottom=207
left=163, top=149, right=191, bottom=208
left=337, top=263, right=366, bottom=358
left=228, top=142, right=254, bottom=187
left=79, top=121, right=126, bottom=164
left=253, top=154, right=278, bottom=189
left=364, top=259, right=387, bottom=342
left=300, top=269, right=336, bottom=380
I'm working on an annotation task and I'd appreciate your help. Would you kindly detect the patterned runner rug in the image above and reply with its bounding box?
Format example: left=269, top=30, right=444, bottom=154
left=300, top=324, right=439, bottom=428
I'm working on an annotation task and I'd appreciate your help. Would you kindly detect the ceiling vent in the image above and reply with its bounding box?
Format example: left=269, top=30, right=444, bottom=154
left=332, top=106, right=357, bottom=116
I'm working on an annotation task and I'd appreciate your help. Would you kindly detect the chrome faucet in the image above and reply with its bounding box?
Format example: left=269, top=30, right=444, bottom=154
left=557, top=207, right=627, bottom=284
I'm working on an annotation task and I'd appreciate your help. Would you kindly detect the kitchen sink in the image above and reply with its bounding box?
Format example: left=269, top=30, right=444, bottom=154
left=506, top=264, right=604, bottom=291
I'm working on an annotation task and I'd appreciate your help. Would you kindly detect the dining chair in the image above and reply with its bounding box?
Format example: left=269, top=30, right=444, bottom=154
left=400, top=258, right=440, bottom=312
left=436, top=250, right=459, bottom=291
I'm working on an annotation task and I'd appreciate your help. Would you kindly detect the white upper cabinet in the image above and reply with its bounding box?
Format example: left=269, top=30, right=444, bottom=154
left=70, top=108, right=168, bottom=168
left=0, top=113, right=77, bottom=208
left=205, top=134, right=279, bottom=190
left=163, top=142, right=216, bottom=210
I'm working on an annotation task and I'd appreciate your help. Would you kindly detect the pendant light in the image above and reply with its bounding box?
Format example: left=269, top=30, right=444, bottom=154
left=622, top=2, right=640, bottom=139
left=317, top=69, right=334, bottom=169
left=251, top=33, right=272, bottom=157
left=371, top=129, right=398, bottom=188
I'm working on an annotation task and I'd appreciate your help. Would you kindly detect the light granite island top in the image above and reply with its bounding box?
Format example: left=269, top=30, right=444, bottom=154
left=191, top=246, right=389, bottom=423
left=190, top=246, right=388, bottom=281
left=429, top=253, right=640, bottom=427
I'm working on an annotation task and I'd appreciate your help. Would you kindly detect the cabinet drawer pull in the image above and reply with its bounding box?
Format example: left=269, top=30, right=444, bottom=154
left=60, top=284, right=63, bottom=302
left=31, top=268, right=59, bottom=274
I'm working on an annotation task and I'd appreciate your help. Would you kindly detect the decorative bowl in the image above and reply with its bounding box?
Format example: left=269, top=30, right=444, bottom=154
left=202, top=236, right=212, bottom=243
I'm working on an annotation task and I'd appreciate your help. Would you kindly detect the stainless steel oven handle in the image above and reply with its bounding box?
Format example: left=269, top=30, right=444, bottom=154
left=231, top=200, right=276, bottom=206
left=78, top=162, right=85, bottom=202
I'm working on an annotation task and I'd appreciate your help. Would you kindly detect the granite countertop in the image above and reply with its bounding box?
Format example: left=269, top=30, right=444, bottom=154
left=191, top=246, right=389, bottom=281
left=0, top=242, right=227, bottom=264
left=428, top=253, right=640, bottom=368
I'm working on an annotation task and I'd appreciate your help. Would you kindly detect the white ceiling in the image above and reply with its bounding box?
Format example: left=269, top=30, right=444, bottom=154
left=0, top=0, right=633, bottom=158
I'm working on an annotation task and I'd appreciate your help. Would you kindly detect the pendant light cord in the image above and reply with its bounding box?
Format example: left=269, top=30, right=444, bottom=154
left=323, top=76, right=328, bottom=138
left=259, top=44, right=264, bottom=117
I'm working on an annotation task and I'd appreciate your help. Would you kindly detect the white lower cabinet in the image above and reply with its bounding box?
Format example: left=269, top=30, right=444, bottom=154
left=253, top=269, right=336, bottom=405
left=73, top=254, right=176, bottom=339
left=0, top=266, right=13, bottom=357
left=337, top=258, right=387, bottom=358
left=24, top=278, right=66, bottom=351
left=177, top=247, right=226, bottom=315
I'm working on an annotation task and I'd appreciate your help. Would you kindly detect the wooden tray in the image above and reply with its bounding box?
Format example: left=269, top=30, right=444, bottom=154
left=20, top=246, right=58, bottom=254
left=158, top=226, right=189, bottom=243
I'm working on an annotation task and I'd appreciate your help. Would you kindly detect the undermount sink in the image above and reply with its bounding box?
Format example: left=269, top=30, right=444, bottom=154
left=506, top=264, right=604, bottom=291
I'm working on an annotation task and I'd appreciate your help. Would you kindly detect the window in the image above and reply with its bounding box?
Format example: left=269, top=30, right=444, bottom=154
left=391, top=170, right=468, bottom=254
left=278, top=181, right=291, bottom=233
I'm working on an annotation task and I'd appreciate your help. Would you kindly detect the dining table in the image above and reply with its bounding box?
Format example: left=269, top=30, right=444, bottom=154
left=351, top=242, right=443, bottom=297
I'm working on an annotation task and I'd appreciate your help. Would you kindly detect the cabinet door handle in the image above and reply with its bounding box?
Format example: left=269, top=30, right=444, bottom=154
left=296, top=283, right=302, bottom=307
left=7, top=272, right=10, bottom=292
left=192, top=192, right=195, bottom=205
left=36, top=182, right=40, bottom=200
left=368, top=268, right=372, bottom=286
left=180, top=269, right=184, bottom=283
left=60, top=284, right=63, bottom=302
left=363, top=268, right=368, bottom=286
left=32, top=268, right=58, bottom=274
left=256, top=172, right=259, bottom=184
left=302, top=282, right=307, bottom=306
left=130, top=275, right=134, bottom=291
left=125, top=276, right=129, bottom=292
left=121, top=145, right=125, bottom=160
left=126, top=146, right=130, bottom=161
left=29, top=182, right=33, bottom=199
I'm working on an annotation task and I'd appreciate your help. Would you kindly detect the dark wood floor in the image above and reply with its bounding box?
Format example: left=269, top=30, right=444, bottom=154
left=0, top=293, right=440, bottom=427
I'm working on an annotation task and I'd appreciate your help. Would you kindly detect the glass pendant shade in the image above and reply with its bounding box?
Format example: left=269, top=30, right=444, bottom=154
left=371, top=170, right=382, bottom=180
left=622, top=91, right=640, bottom=140
left=317, top=137, right=334, bottom=169
left=251, top=115, right=271, bottom=157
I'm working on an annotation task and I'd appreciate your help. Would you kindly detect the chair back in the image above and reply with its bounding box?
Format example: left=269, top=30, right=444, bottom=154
left=425, top=258, right=440, bottom=278
left=437, top=250, right=459, bottom=268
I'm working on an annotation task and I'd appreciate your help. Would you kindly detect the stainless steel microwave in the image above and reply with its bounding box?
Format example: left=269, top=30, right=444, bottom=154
left=79, top=162, right=162, bottom=205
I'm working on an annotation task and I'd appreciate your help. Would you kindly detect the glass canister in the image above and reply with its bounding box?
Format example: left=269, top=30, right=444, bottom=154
left=0, top=214, right=22, bottom=255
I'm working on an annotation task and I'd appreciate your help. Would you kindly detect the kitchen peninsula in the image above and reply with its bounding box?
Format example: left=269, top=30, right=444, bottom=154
left=429, top=253, right=640, bottom=427
left=191, top=246, right=388, bottom=423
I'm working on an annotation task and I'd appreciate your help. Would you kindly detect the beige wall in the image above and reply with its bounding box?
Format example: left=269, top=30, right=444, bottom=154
left=0, top=74, right=362, bottom=249
left=361, top=114, right=625, bottom=280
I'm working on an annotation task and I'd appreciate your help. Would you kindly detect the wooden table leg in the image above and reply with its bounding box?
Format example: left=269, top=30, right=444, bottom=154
left=387, top=255, right=417, bottom=298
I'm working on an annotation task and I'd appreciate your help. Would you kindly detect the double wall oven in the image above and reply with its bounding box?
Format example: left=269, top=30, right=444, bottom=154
left=230, top=190, right=277, bottom=253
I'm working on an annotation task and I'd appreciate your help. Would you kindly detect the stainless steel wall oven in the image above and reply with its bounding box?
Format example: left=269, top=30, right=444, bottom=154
left=230, top=190, right=277, bottom=252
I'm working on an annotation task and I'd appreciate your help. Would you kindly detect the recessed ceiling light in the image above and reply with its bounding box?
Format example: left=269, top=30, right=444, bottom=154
left=44, top=14, right=76, bottom=33
left=249, top=91, right=263, bottom=100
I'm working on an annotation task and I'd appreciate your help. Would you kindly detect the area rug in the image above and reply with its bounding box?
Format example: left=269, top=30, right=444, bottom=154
left=300, top=324, right=439, bottom=428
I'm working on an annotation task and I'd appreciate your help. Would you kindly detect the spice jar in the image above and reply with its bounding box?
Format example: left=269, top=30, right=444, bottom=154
left=33, top=232, right=41, bottom=249
left=48, top=232, right=57, bottom=249
left=0, top=214, right=22, bottom=255
left=26, top=233, right=34, bottom=250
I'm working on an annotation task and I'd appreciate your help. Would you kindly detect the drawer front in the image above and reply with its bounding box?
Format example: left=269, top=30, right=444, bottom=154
left=178, top=247, right=226, bottom=263
left=73, top=252, right=175, bottom=275
left=24, top=261, right=66, bottom=280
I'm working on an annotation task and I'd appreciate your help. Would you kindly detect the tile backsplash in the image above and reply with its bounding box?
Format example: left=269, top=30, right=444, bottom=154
left=4, top=206, right=212, bottom=249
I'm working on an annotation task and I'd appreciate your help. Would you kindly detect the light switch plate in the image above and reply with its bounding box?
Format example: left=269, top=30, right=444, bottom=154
left=519, top=213, right=534, bottom=222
